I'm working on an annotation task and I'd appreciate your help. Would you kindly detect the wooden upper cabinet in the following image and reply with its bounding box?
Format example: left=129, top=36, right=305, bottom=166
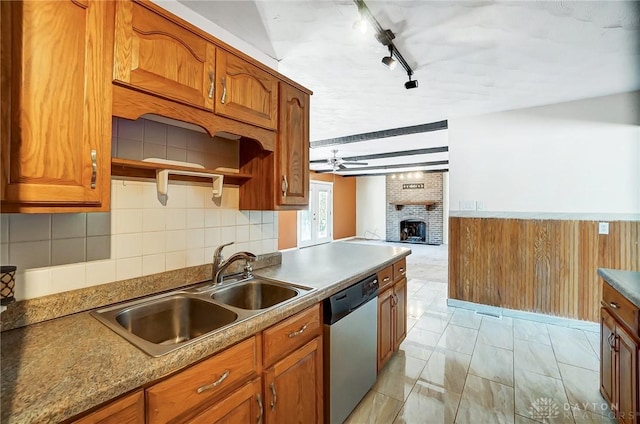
left=215, top=50, right=278, bottom=130
left=277, top=83, right=309, bottom=206
left=113, top=1, right=216, bottom=110
left=0, top=0, right=112, bottom=212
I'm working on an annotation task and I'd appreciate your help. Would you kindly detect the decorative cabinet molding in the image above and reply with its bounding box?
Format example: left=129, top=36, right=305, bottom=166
left=1, top=0, right=112, bottom=212
left=215, top=50, right=279, bottom=130
left=278, top=82, right=310, bottom=206
left=113, top=0, right=216, bottom=111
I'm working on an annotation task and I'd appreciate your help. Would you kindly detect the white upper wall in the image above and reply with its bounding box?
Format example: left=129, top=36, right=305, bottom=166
left=356, top=176, right=386, bottom=241
left=449, top=92, right=640, bottom=214
left=152, top=0, right=278, bottom=70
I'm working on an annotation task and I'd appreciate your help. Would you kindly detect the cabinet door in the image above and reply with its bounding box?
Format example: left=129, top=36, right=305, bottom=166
left=617, top=324, right=638, bottom=424
left=1, top=0, right=111, bottom=211
left=215, top=50, right=278, bottom=130
left=264, top=337, right=323, bottom=424
left=277, top=83, right=309, bottom=206
left=113, top=1, right=216, bottom=110
left=601, top=308, right=617, bottom=406
left=72, top=391, right=144, bottom=424
left=378, top=288, right=394, bottom=372
left=393, top=277, right=408, bottom=351
left=189, top=379, right=263, bottom=424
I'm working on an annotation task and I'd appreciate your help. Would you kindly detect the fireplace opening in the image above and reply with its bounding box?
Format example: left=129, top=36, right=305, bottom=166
left=400, top=220, right=427, bottom=244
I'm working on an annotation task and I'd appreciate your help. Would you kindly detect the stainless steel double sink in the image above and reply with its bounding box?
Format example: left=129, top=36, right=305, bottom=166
left=91, top=277, right=314, bottom=357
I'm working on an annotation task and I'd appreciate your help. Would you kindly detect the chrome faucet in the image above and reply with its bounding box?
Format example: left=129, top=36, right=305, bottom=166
left=212, top=242, right=257, bottom=285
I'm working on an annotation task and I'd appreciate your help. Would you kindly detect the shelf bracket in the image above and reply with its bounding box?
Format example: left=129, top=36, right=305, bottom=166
left=156, top=169, right=224, bottom=203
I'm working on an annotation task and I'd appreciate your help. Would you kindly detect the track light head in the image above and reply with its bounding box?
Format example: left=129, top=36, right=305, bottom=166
left=381, top=47, right=397, bottom=70
left=404, top=72, right=418, bottom=89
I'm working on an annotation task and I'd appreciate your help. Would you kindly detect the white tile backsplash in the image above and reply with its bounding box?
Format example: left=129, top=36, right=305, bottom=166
left=186, top=209, right=205, bottom=229
left=116, top=257, right=142, bottom=280
left=166, top=209, right=186, bottom=230
left=115, top=233, right=143, bottom=259
left=86, top=260, right=117, bottom=286
left=142, top=254, right=165, bottom=276
left=3, top=175, right=279, bottom=300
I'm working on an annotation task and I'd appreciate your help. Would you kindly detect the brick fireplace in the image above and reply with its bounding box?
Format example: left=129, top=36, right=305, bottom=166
left=386, top=172, right=444, bottom=245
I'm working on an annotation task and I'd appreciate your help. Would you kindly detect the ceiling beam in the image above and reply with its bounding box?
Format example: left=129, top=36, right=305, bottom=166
left=341, top=169, right=449, bottom=177
left=314, top=159, right=448, bottom=173
left=309, top=146, right=448, bottom=163
left=310, top=120, right=448, bottom=148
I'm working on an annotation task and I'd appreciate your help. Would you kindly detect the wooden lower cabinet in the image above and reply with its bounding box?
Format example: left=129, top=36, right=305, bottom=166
left=189, top=378, right=263, bottom=424
left=263, top=337, right=323, bottom=424
left=600, top=305, right=639, bottom=424
left=378, top=276, right=408, bottom=372
left=71, top=391, right=144, bottom=424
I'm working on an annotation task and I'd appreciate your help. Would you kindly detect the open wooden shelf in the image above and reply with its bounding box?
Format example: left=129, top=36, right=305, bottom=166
left=390, top=201, right=437, bottom=211
left=111, top=158, right=252, bottom=186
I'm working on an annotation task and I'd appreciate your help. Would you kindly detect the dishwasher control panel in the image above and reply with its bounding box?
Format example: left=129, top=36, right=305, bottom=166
left=324, top=274, right=379, bottom=325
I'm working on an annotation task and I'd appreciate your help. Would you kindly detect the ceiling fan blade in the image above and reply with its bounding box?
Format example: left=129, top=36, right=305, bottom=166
left=309, top=159, right=329, bottom=164
left=341, top=162, right=369, bottom=166
left=338, top=164, right=347, bottom=170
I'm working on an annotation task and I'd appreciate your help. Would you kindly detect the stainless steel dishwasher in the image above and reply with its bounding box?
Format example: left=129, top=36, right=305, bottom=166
left=323, top=274, right=379, bottom=424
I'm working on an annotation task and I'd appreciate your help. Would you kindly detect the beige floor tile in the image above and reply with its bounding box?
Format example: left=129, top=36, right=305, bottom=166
left=407, top=280, right=425, bottom=294
left=513, top=318, right=551, bottom=345
left=514, top=368, right=574, bottom=424
left=469, top=343, right=514, bottom=386
left=483, top=314, right=514, bottom=327
left=393, top=380, right=462, bottom=424
left=406, top=299, right=432, bottom=320
left=436, top=324, right=479, bottom=355
left=514, top=339, right=561, bottom=379
left=414, top=312, right=452, bottom=334
left=478, top=319, right=514, bottom=350
left=455, top=374, right=515, bottom=424
left=449, top=308, right=483, bottom=330
left=400, top=327, right=441, bottom=361
left=344, top=390, right=404, bottom=424
left=571, top=407, right=617, bottom=424
left=373, top=353, right=427, bottom=401
left=411, top=288, right=442, bottom=304
left=583, top=331, right=600, bottom=360
left=547, top=325, right=599, bottom=371
left=407, top=317, right=418, bottom=332
left=515, top=414, right=540, bottom=424
left=557, top=363, right=610, bottom=417
left=419, top=348, right=472, bottom=395
left=428, top=297, right=457, bottom=314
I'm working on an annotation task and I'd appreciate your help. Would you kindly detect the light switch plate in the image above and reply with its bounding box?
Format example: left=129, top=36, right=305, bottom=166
left=476, top=201, right=485, bottom=211
left=598, top=222, right=609, bottom=235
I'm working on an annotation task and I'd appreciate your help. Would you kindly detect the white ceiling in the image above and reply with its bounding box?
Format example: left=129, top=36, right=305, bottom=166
left=179, top=0, right=640, bottom=175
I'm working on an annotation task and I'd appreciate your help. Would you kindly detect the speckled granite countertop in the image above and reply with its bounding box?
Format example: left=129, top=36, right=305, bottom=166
left=598, top=268, right=640, bottom=309
left=1, top=241, right=410, bottom=424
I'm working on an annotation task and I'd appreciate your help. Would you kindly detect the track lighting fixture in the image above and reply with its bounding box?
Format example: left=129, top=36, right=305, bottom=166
left=381, top=46, right=397, bottom=70
left=405, top=72, right=418, bottom=89
left=354, top=0, right=417, bottom=89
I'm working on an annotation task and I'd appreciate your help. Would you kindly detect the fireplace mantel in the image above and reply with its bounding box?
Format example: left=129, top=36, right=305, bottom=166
left=390, top=201, right=437, bottom=211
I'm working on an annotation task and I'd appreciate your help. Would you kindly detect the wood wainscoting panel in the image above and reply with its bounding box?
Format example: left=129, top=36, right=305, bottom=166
left=449, top=217, right=640, bottom=322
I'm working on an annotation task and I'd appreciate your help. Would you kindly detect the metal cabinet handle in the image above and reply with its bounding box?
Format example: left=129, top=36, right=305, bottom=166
left=196, top=370, right=230, bottom=393
left=282, top=175, right=288, bottom=197
left=256, top=393, right=263, bottom=423
left=610, top=302, right=619, bottom=309
left=399, top=267, right=405, bottom=274
left=288, top=324, right=308, bottom=338
left=383, top=276, right=390, bottom=283
left=90, top=150, right=97, bottom=189
left=608, top=333, right=615, bottom=351
left=208, top=71, right=215, bottom=98
left=269, top=382, right=277, bottom=411
left=221, top=77, right=227, bottom=104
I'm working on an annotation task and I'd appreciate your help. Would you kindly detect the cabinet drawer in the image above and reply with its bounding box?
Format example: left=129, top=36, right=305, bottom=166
left=393, top=258, right=407, bottom=282
left=263, top=304, right=321, bottom=366
left=378, top=266, right=393, bottom=292
left=603, top=283, right=639, bottom=337
left=72, top=390, right=144, bottom=424
left=147, top=336, right=259, bottom=424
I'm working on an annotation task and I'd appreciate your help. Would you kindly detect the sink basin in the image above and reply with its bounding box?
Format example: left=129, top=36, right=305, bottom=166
left=92, top=294, right=238, bottom=357
left=211, top=279, right=301, bottom=310
left=116, top=295, right=237, bottom=345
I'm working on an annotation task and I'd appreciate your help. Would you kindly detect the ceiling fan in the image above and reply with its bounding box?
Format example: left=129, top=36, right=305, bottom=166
left=310, top=149, right=369, bottom=172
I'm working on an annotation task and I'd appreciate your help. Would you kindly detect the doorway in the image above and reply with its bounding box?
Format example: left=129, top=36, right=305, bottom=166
left=298, top=181, right=333, bottom=247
